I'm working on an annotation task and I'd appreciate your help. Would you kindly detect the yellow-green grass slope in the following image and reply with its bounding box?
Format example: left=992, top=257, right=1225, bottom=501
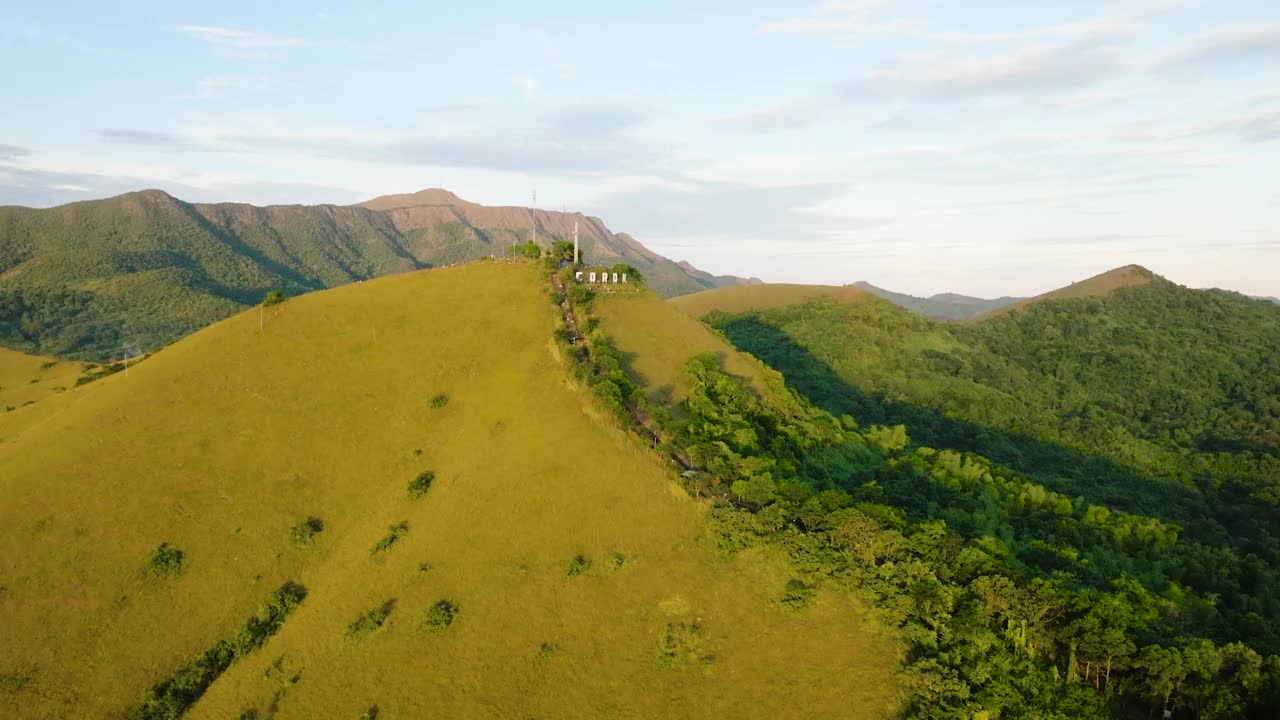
left=596, top=289, right=776, bottom=402
left=0, top=348, right=80, bottom=413
left=977, top=264, right=1155, bottom=319
left=669, top=283, right=870, bottom=319
left=0, top=262, right=896, bottom=719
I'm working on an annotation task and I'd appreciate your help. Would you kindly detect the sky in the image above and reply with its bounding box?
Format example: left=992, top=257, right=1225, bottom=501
left=1, top=0, right=1277, bottom=297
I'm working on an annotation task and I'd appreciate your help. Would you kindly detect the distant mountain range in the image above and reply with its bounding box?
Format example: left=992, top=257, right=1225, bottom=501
left=0, top=188, right=749, bottom=359
left=848, top=281, right=1023, bottom=321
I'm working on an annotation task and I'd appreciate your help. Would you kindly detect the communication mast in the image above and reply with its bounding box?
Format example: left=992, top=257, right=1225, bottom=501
left=528, top=189, right=537, bottom=249
left=573, top=220, right=579, bottom=265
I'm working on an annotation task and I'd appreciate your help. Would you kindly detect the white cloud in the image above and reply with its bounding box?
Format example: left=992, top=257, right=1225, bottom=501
left=711, top=99, right=832, bottom=132
left=759, top=0, right=917, bottom=35
left=176, top=75, right=275, bottom=101
left=1180, top=109, right=1280, bottom=143
left=861, top=39, right=1125, bottom=99
left=176, top=25, right=304, bottom=49
left=1157, top=23, right=1280, bottom=67
left=47, top=183, right=90, bottom=192
left=516, top=74, right=538, bottom=98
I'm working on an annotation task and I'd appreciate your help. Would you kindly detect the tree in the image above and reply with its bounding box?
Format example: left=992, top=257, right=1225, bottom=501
left=1137, top=645, right=1187, bottom=716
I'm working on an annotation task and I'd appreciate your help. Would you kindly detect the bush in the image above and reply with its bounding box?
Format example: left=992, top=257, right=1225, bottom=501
left=566, top=554, right=591, bottom=577
left=261, top=289, right=284, bottom=306
left=657, top=623, right=711, bottom=669
left=537, top=642, right=560, bottom=659
left=289, top=517, right=324, bottom=546
left=430, top=393, right=449, bottom=409
left=781, top=578, right=817, bottom=610
left=370, top=522, right=409, bottom=556
left=346, top=600, right=395, bottom=639
left=423, top=599, right=459, bottom=633
left=129, top=581, right=306, bottom=720
left=147, top=543, right=185, bottom=579
left=508, top=241, right=541, bottom=259
left=407, top=471, right=435, bottom=499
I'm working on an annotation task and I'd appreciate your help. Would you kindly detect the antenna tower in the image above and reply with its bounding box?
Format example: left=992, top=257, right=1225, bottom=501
left=573, top=220, right=579, bottom=265
left=528, top=189, right=537, bottom=249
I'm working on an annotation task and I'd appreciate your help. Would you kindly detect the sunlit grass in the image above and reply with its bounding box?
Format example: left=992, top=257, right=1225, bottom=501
left=0, top=262, right=898, bottom=719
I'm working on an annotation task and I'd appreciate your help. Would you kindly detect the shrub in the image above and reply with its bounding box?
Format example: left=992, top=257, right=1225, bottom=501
left=423, top=599, right=459, bottom=633
left=289, top=517, right=324, bottom=546
left=508, top=241, right=542, bottom=259
left=537, top=642, right=560, bottom=659
left=129, top=581, right=306, bottom=720
left=370, top=522, right=409, bottom=556
left=346, top=599, right=395, bottom=639
left=657, top=623, right=711, bottom=669
left=407, top=471, right=435, bottom=499
left=147, top=543, right=185, bottom=579
left=566, top=554, right=591, bottom=577
left=609, top=551, right=628, bottom=570
left=430, top=393, right=449, bottom=408
left=781, top=578, right=817, bottom=610
left=261, top=289, right=285, bottom=306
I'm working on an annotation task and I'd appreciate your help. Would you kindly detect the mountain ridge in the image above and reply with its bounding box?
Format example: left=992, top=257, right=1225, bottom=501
left=848, top=281, right=1022, bottom=320
left=0, top=188, right=752, bottom=360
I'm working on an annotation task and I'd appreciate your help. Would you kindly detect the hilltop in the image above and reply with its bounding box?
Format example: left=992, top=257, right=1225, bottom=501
left=979, top=264, right=1155, bottom=318
left=675, top=260, right=764, bottom=291
left=0, top=189, right=746, bottom=361
left=0, top=261, right=897, bottom=719
left=669, top=283, right=869, bottom=318
left=849, top=281, right=1022, bottom=321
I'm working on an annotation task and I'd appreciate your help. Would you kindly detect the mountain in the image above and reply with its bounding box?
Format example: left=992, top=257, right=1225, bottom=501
left=978, top=264, right=1155, bottom=318
left=669, top=283, right=869, bottom=318
left=697, top=266, right=1280, bottom=666
left=0, top=189, right=729, bottom=361
left=675, top=260, right=763, bottom=290
left=0, top=262, right=897, bottom=719
left=8, top=256, right=1280, bottom=717
left=849, top=281, right=1022, bottom=320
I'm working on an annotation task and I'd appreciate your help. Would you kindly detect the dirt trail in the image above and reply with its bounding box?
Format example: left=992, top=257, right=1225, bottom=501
left=549, top=272, right=689, bottom=470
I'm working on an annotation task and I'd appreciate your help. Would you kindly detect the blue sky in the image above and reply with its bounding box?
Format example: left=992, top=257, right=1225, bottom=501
left=1, top=0, right=1277, bottom=297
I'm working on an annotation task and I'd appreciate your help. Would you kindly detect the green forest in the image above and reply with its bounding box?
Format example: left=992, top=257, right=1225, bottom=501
left=650, top=275, right=1280, bottom=718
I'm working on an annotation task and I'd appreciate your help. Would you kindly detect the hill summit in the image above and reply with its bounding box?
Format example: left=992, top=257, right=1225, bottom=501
left=355, top=188, right=474, bottom=210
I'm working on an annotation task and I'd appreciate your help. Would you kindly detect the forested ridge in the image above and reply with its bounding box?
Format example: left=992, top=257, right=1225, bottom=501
left=657, top=272, right=1280, bottom=717
left=0, top=189, right=723, bottom=360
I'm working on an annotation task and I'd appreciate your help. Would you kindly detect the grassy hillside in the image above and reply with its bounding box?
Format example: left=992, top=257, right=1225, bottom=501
left=979, top=264, right=1154, bottom=318
left=0, top=189, right=727, bottom=361
left=596, top=290, right=771, bottom=401
left=0, top=348, right=80, bottom=412
left=0, top=261, right=896, bottom=719
left=850, top=281, right=1022, bottom=321
left=670, top=283, right=869, bottom=319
